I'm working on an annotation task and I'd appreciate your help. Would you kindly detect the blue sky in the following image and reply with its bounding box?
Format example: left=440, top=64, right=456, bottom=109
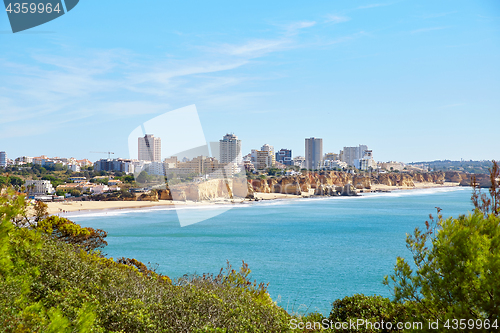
left=1, top=0, right=499, bottom=163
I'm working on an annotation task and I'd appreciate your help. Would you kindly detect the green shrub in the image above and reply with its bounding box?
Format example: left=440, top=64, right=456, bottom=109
left=328, top=294, right=413, bottom=332
left=0, top=188, right=294, bottom=332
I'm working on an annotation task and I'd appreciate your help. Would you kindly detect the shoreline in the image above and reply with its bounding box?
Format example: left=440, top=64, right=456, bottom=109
left=46, top=182, right=465, bottom=216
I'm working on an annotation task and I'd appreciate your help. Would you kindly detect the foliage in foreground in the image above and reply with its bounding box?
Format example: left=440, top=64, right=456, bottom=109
left=384, top=161, right=500, bottom=332
left=328, top=294, right=414, bottom=333
left=0, top=189, right=292, bottom=332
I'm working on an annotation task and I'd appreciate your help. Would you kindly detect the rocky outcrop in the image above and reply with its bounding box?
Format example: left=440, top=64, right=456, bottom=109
left=413, top=173, right=425, bottom=182
left=377, top=174, right=393, bottom=186
left=147, top=170, right=487, bottom=202
left=352, top=175, right=371, bottom=189
left=444, top=171, right=466, bottom=183
left=249, top=170, right=486, bottom=196
left=158, top=189, right=172, bottom=200
left=432, top=172, right=446, bottom=184
left=459, top=174, right=492, bottom=188
left=251, top=179, right=271, bottom=193
left=398, top=174, right=415, bottom=187
left=372, top=173, right=414, bottom=187
left=271, top=177, right=301, bottom=195
left=138, top=191, right=159, bottom=201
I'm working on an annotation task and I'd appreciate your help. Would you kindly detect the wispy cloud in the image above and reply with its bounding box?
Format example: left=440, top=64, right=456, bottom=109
left=288, top=20, right=316, bottom=30
left=325, top=15, right=350, bottom=24
left=411, top=26, right=449, bottom=34
left=218, top=39, right=290, bottom=57
left=0, top=16, right=360, bottom=139
left=281, top=20, right=317, bottom=36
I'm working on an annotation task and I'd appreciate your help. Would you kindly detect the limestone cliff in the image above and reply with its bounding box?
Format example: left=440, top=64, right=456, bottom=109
left=459, top=174, right=492, bottom=188
left=248, top=170, right=482, bottom=196
left=140, top=170, right=485, bottom=202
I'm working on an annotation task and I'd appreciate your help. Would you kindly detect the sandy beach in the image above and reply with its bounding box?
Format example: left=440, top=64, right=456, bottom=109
left=46, top=182, right=462, bottom=215
left=47, top=200, right=209, bottom=215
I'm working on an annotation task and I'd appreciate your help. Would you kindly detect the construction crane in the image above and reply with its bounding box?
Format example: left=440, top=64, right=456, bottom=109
left=90, top=151, right=115, bottom=159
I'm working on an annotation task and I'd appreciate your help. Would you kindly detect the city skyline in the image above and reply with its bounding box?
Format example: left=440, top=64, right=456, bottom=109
left=1, top=1, right=499, bottom=162
left=1, top=132, right=498, bottom=167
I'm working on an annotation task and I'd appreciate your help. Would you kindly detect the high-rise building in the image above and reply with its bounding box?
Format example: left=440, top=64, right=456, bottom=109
left=305, top=138, right=323, bottom=170
left=340, top=145, right=368, bottom=167
left=260, top=144, right=275, bottom=166
left=219, top=134, right=242, bottom=164
left=0, top=151, right=6, bottom=168
left=138, top=134, right=161, bottom=162
left=276, top=149, right=292, bottom=166
left=355, top=150, right=377, bottom=171
left=251, top=149, right=274, bottom=170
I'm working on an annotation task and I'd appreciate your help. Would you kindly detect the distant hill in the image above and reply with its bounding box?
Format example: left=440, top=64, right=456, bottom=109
left=408, top=160, right=494, bottom=174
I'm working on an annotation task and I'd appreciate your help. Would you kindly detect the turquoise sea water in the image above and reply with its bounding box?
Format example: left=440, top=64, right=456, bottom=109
left=69, top=187, right=473, bottom=315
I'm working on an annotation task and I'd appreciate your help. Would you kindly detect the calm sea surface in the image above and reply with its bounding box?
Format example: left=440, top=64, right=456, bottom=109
left=70, top=187, right=473, bottom=315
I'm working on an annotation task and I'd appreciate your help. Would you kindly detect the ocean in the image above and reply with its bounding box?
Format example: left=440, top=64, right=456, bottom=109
left=69, top=187, right=473, bottom=315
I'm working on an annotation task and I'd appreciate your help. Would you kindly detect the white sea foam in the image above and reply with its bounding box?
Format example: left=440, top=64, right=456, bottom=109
left=359, top=186, right=468, bottom=199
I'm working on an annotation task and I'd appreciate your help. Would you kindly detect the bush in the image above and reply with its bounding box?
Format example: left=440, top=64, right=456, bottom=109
left=35, top=215, right=108, bottom=251
left=70, top=189, right=82, bottom=197
left=328, top=294, right=413, bottom=332
left=384, top=161, right=500, bottom=331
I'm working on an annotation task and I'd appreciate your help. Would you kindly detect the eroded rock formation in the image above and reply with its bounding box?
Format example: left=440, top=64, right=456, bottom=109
left=134, top=170, right=483, bottom=202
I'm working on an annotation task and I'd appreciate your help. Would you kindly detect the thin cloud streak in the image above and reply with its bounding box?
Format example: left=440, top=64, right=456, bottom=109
left=325, top=15, right=350, bottom=24
left=411, top=26, right=449, bottom=34
left=419, top=11, right=457, bottom=19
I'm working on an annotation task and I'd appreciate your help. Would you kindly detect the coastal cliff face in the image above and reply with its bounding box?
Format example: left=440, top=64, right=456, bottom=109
left=459, top=173, right=492, bottom=188
left=134, top=170, right=483, bottom=202
left=248, top=170, right=479, bottom=196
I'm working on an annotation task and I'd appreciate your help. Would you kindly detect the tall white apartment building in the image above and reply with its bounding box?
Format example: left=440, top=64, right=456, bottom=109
left=355, top=150, right=377, bottom=171
left=219, top=134, right=241, bottom=164
left=138, top=134, right=161, bottom=162
left=305, top=137, right=323, bottom=170
left=0, top=151, right=7, bottom=168
left=341, top=144, right=368, bottom=167
left=260, top=144, right=275, bottom=167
